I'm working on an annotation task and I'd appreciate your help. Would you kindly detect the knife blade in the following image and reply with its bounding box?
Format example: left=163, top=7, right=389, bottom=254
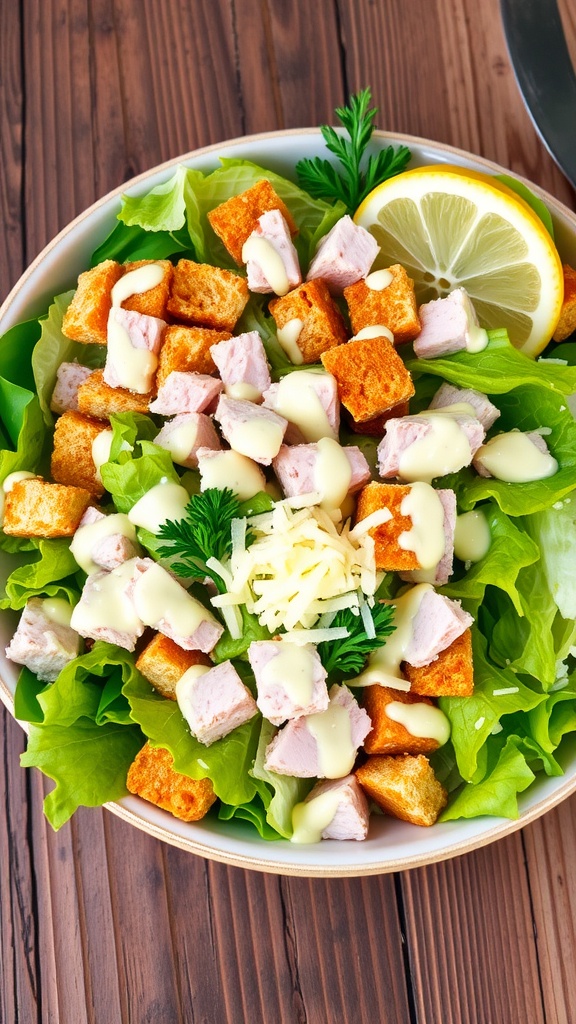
left=500, top=0, right=576, bottom=190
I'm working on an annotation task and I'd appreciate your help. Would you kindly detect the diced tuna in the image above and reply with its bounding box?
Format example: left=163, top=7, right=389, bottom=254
left=247, top=639, right=329, bottom=725
left=429, top=382, right=501, bottom=430
left=154, top=413, right=221, bottom=468
left=214, top=395, right=288, bottom=465
left=78, top=506, right=106, bottom=527
left=472, top=431, right=552, bottom=478
left=71, top=560, right=146, bottom=651
left=210, top=330, right=271, bottom=399
left=272, top=443, right=371, bottom=500
left=196, top=447, right=266, bottom=501
left=148, top=371, right=223, bottom=415
left=128, top=558, right=224, bottom=653
left=377, top=413, right=485, bottom=480
left=5, top=597, right=81, bottom=682
left=400, top=488, right=457, bottom=587
left=243, top=210, right=302, bottom=294
left=264, top=684, right=372, bottom=778
left=50, top=362, right=93, bottom=413
left=403, top=589, right=473, bottom=668
left=104, top=308, right=166, bottom=390
left=413, top=288, right=487, bottom=358
left=306, top=216, right=380, bottom=294
left=71, top=509, right=140, bottom=574
left=176, top=659, right=258, bottom=745
left=297, top=775, right=371, bottom=841
left=91, top=533, right=139, bottom=571
left=262, top=370, right=340, bottom=443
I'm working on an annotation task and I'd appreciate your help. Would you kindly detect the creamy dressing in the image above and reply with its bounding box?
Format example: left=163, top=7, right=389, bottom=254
left=70, top=560, right=143, bottom=636
left=128, top=480, right=190, bottom=533
left=111, top=264, right=165, bottom=307
left=242, top=235, right=290, bottom=295
left=291, top=789, right=342, bottom=843
left=306, top=702, right=356, bottom=778
left=398, top=415, right=472, bottom=483
left=2, top=470, right=36, bottom=492
left=385, top=700, right=451, bottom=745
left=132, top=562, right=217, bottom=635
left=107, top=309, right=159, bottom=394
left=175, top=664, right=212, bottom=723
left=161, top=420, right=199, bottom=465
left=272, top=371, right=338, bottom=442
left=428, top=402, right=476, bottom=418
left=42, top=597, right=74, bottom=627
left=225, top=382, right=262, bottom=402
left=454, top=509, right=491, bottom=563
left=230, top=416, right=285, bottom=462
left=350, top=324, right=394, bottom=343
left=92, top=429, right=114, bottom=482
left=277, top=319, right=304, bottom=364
left=398, top=481, right=446, bottom=569
left=70, top=512, right=137, bottom=574
left=365, top=268, right=393, bottom=290
left=352, top=584, right=432, bottom=688
left=261, top=642, right=317, bottom=706
left=474, top=432, right=558, bottom=482
left=314, top=438, right=352, bottom=510
left=198, top=450, right=265, bottom=501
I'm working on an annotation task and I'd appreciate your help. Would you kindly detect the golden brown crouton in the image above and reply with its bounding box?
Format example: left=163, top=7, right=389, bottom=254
left=344, top=264, right=421, bottom=345
left=356, top=754, right=447, bottom=826
left=155, top=324, right=231, bottom=388
left=50, top=410, right=109, bottom=497
left=126, top=742, right=217, bottom=822
left=363, top=685, right=440, bottom=756
left=121, top=259, right=173, bottom=319
left=405, top=628, right=474, bottom=697
left=136, top=633, right=212, bottom=700
left=77, top=370, right=153, bottom=418
left=345, top=401, right=410, bottom=438
left=321, top=335, right=415, bottom=422
left=355, top=481, right=419, bottom=572
left=167, top=259, right=249, bottom=331
left=207, top=180, right=298, bottom=265
left=269, top=278, right=348, bottom=364
left=3, top=477, right=92, bottom=537
left=62, top=260, right=123, bottom=345
left=553, top=264, right=576, bottom=342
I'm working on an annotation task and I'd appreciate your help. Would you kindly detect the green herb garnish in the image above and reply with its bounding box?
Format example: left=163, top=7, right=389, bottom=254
left=317, top=602, right=396, bottom=681
left=296, top=88, right=411, bottom=213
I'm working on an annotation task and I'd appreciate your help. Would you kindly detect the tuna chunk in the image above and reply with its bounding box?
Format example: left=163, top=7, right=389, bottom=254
left=377, top=413, right=485, bottom=481
left=210, top=330, right=271, bottom=399
left=264, top=684, right=372, bottom=778
left=403, top=589, right=473, bottom=667
left=306, top=216, right=380, bottom=294
left=400, top=488, right=457, bottom=586
left=71, top=508, right=140, bottom=573
left=148, top=371, right=223, bottom=415
left=196, top=448, right=266, bottom=501
left=154, top=413, right=221, bottom=468
left=50, top=362, right=93, bottom=414
left=272, top=443, right=371, bottom=500
left=262, top=370, right=340, bottom=443
left=429, top=382, right=501, bottom=430
left=214, top=395, right=288, bottom=465
left=128, top=558, right=224, bottom=653
left=104, top=308, right=166, bottom=391
left=472, top=431, right=552, bottom=478
left=296, top=775, right=370, bottom=841
left=71, top=561, right=146, bottom=651
left=413, top=288, right=487, bottom=358
left=176, top=660, right=258, bottom=745
left=5, top=597, right=81, bottom=682
left=243, top=210, right=302, bottom=294
left=247, top=639, right=329, bottom=725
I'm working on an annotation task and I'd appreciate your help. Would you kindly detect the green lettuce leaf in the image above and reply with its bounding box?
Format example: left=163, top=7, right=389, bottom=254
left=441, top=734, right=535, bottom=820
left=524, top=490, right=576, bottom=620
left=101, top=426, right=180, bottom=514
left=251, top=718, right=313, bottom=838
left=0, top=539, right=81, bottom=610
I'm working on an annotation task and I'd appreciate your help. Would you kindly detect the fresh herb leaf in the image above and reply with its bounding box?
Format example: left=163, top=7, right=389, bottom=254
left=317, top=602, right=396, bottom=681
left=296, top=88, right=411, bottom=213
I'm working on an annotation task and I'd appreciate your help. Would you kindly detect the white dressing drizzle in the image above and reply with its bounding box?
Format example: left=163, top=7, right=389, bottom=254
left=198, top=450, right=265, bottom=501
left=111, top=264, right=165, bottom=307
left=291, top=789, right=343, bottom=843
left=398, top=481, right=446, bottom=569
left=92, top=429, right=114, bottom=483
left=314, top=438, right=352, bottom=510
left=70, top=560, right=143, bottom=636
left=474, top=432, right=558, bottom=482
left=230, top=416, right=285, bottom=463
left=107, top=264, right=165, bottom=395
left=261, top=642, right=317, bottom=706
left=160, top=420, right=199, bottom=465
left=398, top=415, right=472, bottom=483
left=225, top=382, right=262, bottom=402
left=306, top=703, right=355, bottom=778
left=128, top=480, right=189, bottom=533
left=2, top=470, right=36, bottom=493
left=385, top=701, right=451, bottom=745
left=365, top=268, right=394, bottom=290
left=242, top=236, right=290, bottom=295
left=277, top=319, right=304, bottom=364
left=352, top=584, right=432, bottom=688
left=42, top=597, right=74, bottom=627
left=132, top=562, right=217, bottom=634
left=350, top=324, right=394, bottom=343
left=70, top=512, right=137, bottom=574
left=454, top=509, right=491, bottom=563
left=272, top=371, right=338, bottom=442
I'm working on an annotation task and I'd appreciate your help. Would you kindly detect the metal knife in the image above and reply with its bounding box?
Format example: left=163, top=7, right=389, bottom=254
left=500, top=0, right=576, bottom=190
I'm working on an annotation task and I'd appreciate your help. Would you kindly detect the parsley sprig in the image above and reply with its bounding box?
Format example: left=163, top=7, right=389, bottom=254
left=296, top=88, right=411, bottom=213
left=317, top=602, right=396, bottom=681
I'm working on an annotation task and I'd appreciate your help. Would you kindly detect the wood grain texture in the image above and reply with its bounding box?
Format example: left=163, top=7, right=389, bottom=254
left=1, top=1, right=576, bottom=1022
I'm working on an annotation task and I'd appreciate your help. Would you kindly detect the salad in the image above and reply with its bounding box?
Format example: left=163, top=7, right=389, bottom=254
left=2, top=93, right=576, bottom=846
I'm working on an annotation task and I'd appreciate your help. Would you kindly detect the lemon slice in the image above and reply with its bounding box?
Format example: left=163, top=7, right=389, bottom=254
left=354, top=164, right=564, bottom=356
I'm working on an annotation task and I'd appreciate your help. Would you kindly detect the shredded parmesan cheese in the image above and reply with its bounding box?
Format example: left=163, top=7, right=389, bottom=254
left=492, top=687, right=519, bottom=696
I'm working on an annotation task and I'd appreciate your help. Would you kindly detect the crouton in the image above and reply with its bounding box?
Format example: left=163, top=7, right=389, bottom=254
left=135, top=633, right=212, bottom=700
left=344, top=401, right=410, bottom=437
left=321, top=334, right=415, bottom=422
left=155, top=324, right=230, bottom=388
left=363, top=685, right=441, bottom=756
left=126, top=742, right=217, bottom=822
left=344, top=264, right=421, bottom=345
left=269, top=278, right=348, bottom=364
left=207, top=179, right=297, bottom=265
left=355, top=481, right=419, bottom=571
left=167, top=259, right=249, bottom=331
left=50, top=410, right=109, bottom=497
left=77, top=370, right=153, bottom=418
left=62, top=260, right=123, bottom=345
left=404, top=628, right=474, bottom=697
left=3, top=477, right=92, bottom=537
left=120, top=259, right=173, bottom=319
left=553, top=264, right=576, bottom=342
left=355, top=754, right=447, bottom=826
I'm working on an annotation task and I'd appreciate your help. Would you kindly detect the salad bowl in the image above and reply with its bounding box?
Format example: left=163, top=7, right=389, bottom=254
left=1, top=129, right=576, bottom=877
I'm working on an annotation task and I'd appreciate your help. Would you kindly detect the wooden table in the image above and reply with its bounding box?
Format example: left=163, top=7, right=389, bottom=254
left=2, top=1, right=576, bottom=1021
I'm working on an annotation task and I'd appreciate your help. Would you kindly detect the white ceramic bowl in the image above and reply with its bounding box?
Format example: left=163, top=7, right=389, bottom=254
left=2, top=129, right=576, bottom=876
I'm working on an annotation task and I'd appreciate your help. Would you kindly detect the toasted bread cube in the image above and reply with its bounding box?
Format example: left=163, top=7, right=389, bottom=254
left=553, top=264, right=576, bottom=342
left=136, top=633, right=212, bottom=700
left=269, top=278, right=348, bottom=364
left=120, top=259, right=173, bottom=319
left=156, top=325, right=230, bottom=388
left=62, top=260, right=122, bottom=345
left=167, top=259, right=249, bottom=331
left=207, top=179, right=298, bottom=265
left=356, top=481, right=418, bottom=572
left=345, top=401, right=410, bottom=437
left=3, top=477, right=92, bottom=537
left=77, top=370, right=152, bottom=418
left=363, top=685, right=441, bottom=756
left=405, top=628, right=474, bottom=697
left=356, top=754, right=447, bottom=826
left=126, top=742, right=216, bottom=822
left=344, top=265, right=420, bottom=345
left=50, top=410, right=108, bottom=497
left=321, top=335, right=415, bottom=423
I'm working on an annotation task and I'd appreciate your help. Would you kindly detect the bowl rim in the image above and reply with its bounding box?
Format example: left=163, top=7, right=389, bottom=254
left=2, top=127, right=576, bottom=877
